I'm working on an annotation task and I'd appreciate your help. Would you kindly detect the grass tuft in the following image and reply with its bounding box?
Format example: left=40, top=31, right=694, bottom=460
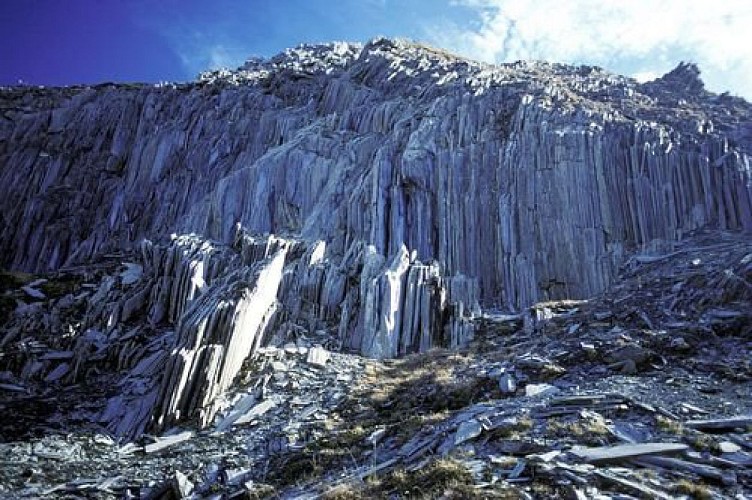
left=672, top=479, right=713, bottom=499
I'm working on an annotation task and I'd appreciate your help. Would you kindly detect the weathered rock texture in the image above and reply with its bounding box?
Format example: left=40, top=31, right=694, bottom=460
left=1, top=39, right=751, bottom=436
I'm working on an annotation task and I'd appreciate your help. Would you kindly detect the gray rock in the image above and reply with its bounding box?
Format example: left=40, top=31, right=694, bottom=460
left=685, top=416, right=752, bottom=431
left=0, top=41, right=748, bottom=370
left=234, top=399, right=277, bottom=426
left=571, top=442, right=688, bottom=463
left=44, top=363, right=69, bottom=383
left=1, top=39, right=751, bottom=456
left=143, top=430, right=195, bottom=454
left=718, top=441, right=742, bottom=454
left=525, top=383, right=560, bottom=398
left=499, top=373, right=517, bottom=395
left=21, top=286, right=45, bottom=300
left=173, top=470, right=193, bottom=498
left=119, top=263, right=143, bottom=286
left=367, top=428, right=386, bottom=446
left=454, top=419, right=483, bottom=445
left=306, top=346, right=330, bottom=367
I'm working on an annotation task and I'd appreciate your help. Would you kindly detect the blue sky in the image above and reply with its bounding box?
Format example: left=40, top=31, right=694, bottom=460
left=2, top=0, right=751, bottom=99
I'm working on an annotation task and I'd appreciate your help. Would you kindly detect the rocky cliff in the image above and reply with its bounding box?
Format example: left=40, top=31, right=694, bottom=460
left=1, top=39, right=751, bottom=442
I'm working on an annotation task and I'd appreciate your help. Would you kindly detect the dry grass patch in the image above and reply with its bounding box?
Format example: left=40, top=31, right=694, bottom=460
left=367, top=349, right=497, bottom=417
left=545, top=416, right=610, bottom=445
left=671, top=479, right=713, bottom=499
left=366, top=458, right=507, bottom=499
left=686, top=432, right=721, bottom=453
left=656, top=415, right=684, bottom=435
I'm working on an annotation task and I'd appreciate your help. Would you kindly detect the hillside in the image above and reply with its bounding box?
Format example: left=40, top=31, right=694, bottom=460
left=0, top=38, right=750, bottom=498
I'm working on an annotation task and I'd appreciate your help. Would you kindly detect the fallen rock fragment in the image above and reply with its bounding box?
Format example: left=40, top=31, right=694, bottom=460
left=570, top=442, right=688, bottom=463
left=119, top=263, right=143, bottom=285
left=633, top=456, right=737, bottom=485
left=525, top=383, right=560, bottom=398
left=214, top=393, right=257, bottom=432
left=367, top=428, right=386, bottom=446
left=593, top=470, right=674, bottom=500
left=234, top=399, right=276, bottom=426
left=173, top=470, right=194, bottom=498
left=684, top=416, right=752, bottom=432
left=144, top=430, right=195, bottom=454
left=499, top=373, right=517, bottom=395
left=718, top=441, right=741, bottom=454
left=455, top=419, right=483, bottom=445
left=21, top=286, right=45, bottom=300
left=44, top=363, right=70, bottom=382
left=306, top=346, right=330, bottom=367
left=0, top=382, right=28, bottom=393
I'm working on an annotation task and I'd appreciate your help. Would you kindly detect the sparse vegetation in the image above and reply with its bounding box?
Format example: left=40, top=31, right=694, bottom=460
left=486, top=416, right=534, bottom=440
left=365, top=459, right=484, bottom=499
left=0, top=269, right=32, bottom=325
left=545, top=416, right=610, bottom=445
left=0, top=269, right=34, bottom=290
left=322, top=458, right=524, bottom=499
left=686, top=432, right=720, bottom=453
left=367, top=350, right=498, bottom=417
left=39, top=274, right=82, bottom=299
left=246, top=483, right=277, bottom=499
left=672, top=478, right=713, bottom=499
left=264, top=348, right=506, bottom=490
left=656, top=415, right=684, bottom=435
left=321, top=483, right=365, bottom=500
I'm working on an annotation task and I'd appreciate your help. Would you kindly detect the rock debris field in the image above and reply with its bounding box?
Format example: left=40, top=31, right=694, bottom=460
left=0, top=38, right=751, bottom=498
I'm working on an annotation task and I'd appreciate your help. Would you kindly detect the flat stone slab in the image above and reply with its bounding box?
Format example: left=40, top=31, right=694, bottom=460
left=234, top=399, right=276, bottom=426
left=570, top=442, right=688, bottom=463
left=525, top=383, right=560, bottom=397
left=684, top=416, right=752, bottom=431
left=144, top=431, right=195, bottom=454
left=455, top=419, right=483, bottom=445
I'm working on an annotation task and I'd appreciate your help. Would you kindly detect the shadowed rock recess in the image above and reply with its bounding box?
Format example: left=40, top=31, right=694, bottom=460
left=0, top=39, right=751, bottom=497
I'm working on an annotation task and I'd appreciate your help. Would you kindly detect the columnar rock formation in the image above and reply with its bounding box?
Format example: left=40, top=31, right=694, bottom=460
left=1, top=38, right=750, bottom=436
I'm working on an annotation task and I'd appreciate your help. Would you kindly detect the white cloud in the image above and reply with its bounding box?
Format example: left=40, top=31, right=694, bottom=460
left=632, top=71, right=660, bottom=84
left=173, top=35, right=248, bottom=75
left=205, top=44, right=245, bottom=70
left=428, top=0, right=752, bottom=99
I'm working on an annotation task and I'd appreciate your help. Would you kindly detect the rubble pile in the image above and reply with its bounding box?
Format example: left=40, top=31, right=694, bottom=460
left=0, top=229, right=749, bottom=498
left=258, top=230, right=752, bottom=499
left=0, top=226, right=478, bottom=441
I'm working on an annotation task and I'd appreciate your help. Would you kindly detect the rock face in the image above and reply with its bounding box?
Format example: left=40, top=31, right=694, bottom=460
left=1, top=38, right=751, bottom=437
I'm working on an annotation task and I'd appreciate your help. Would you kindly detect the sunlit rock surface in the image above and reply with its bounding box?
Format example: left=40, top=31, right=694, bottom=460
left=1, top=38, right=750, bottom=437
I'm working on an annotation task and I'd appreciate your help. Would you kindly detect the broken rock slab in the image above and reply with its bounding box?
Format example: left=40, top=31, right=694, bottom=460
left=525, top=383, right=560, bottom=398
left=173, top=470, right=194, bottom=498
left=21, top=286, right=46, bottom=300
left=632, top=455, right=737, bottom=485
left=234, top=399, right=276, bottom=427
left=119, top=263, right=143, bottom=286
left=143, top=430, right=195, bottom=454
left=499, top=373, right=517, bottom=395
left=593, top=470, right=674, bottom=500
left=455, top=419, right=483, bottom=446
left=570, top=442, right=688, bottom=463
left=214, top=393, right=257, bottom=433
left=684, top=415, right=752, bottom=432
left=718, top=441, right=742, bottom=454
left=306, top=346, right=330, bottom=367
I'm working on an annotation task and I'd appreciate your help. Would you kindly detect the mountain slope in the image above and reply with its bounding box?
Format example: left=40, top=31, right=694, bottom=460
left=2, top=39, right=750, bottom=307
left=0, top=39, right=750, bottom=496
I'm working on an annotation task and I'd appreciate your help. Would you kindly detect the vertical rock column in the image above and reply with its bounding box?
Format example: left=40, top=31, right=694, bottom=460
left=356, top=245, right=479, bottom=358
left=152, top=247, right=288, bottom=430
